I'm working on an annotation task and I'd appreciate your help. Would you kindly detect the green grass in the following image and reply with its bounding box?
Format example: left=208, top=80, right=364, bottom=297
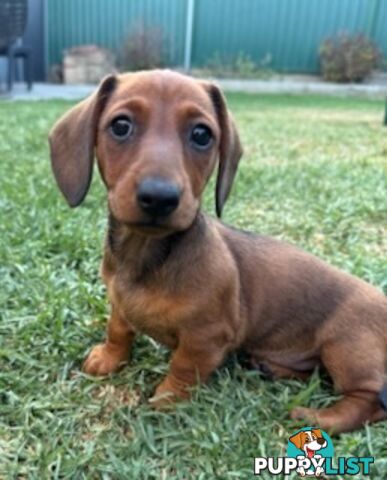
left=1, top=93, right=387, bottom=479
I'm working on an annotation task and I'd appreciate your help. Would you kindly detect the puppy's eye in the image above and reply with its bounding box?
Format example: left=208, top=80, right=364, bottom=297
left=110, top=116, right=133, bottom=140
left=190, top=124, right=213, bottom=149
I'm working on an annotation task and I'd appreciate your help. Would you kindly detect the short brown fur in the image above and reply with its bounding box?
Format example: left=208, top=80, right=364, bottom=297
left=49, top=70, right=387, bottom=434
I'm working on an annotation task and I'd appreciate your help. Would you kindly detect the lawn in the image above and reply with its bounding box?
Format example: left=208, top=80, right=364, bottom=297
left=1, top=93, right=386, bottom=479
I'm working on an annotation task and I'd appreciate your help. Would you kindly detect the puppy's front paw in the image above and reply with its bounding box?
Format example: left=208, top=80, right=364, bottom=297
left=149, top=376, right=190, bottom=410
left=290, top=406, right=318, bottom=422
left=82, top=343, right=128, bottom=376
left=149, top=390, right=176, bottom=410
left=315, top=466, right=324, bottom=477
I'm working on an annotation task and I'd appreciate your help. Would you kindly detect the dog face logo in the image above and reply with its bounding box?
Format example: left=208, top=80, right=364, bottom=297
left=289, top=428, right=327, bottom=458
left=287, top=427, right=333, bottom=477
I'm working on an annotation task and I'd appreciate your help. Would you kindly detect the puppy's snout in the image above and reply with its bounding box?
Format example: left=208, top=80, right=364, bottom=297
left=137, top=177, right=181, bottom=218
left=317, top=438, right=326, bottom=446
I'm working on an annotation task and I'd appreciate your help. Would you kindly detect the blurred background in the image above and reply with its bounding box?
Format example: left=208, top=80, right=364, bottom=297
left=1, top=0, right=387, bottom=91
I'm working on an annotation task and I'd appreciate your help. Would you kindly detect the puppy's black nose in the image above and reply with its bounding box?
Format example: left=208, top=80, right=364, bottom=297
left=317, top=438, right=325, bottom=445
left=137, top=177, right=181, bottom=217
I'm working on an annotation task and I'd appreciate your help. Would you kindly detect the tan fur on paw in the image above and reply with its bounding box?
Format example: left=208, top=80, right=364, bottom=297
left=149, top=377, right=190, bottom=409
left=148, top=390, right=177, bottom=410
left=82, top=343, right=128, bottom=376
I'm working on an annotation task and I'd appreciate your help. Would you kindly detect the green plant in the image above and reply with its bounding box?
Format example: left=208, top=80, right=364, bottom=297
left=234, top=53, right=257, bottom=77
left=320, top=33, right=380, bottom=83
left=203, top=51, right=273, bottom=79
left=121, top=22, right=165, bottom=71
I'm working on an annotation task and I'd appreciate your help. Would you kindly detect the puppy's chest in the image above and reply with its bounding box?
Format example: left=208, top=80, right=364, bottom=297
left=108, top=273, right=194, bottom=348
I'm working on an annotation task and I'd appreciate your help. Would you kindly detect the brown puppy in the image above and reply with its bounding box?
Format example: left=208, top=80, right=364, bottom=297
left=49, top=70, right=387, bottom=433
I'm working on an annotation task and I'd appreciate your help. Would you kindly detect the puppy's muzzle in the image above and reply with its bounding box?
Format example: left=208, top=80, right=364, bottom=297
left=137, top=177, right=181, bottom=218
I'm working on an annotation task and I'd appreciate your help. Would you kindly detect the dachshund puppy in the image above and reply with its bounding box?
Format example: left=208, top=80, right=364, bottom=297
left=49, top=70, right=387, bottom=433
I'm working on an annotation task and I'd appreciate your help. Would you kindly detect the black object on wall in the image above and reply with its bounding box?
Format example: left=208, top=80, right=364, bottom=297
left=23, top=0, right=45, bottom=81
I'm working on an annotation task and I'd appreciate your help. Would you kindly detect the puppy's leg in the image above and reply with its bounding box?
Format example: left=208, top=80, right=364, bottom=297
left=150, top=328, right=231, bottom=408
left=250, top=359, right=312, bottom=381
left=290, top=337, right=386, bottom=433
left=83, top=306, right=135, bottom=376
left=291, top=392, right=385, bottom=434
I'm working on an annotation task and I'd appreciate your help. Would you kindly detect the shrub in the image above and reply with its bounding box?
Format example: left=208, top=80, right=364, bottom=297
left=320, top=33, right=380, bottom=83
left=202, top=52, right=273, bottom=79
left=121, top=22, right=165, bottom=71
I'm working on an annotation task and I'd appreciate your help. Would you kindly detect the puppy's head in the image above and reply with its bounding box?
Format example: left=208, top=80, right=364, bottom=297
left=49, top=70, right=242, bottom=236
left=289, top=429, right=327, bottom=457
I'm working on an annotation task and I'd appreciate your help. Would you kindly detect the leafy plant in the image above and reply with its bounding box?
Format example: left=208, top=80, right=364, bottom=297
left=320, top=33, right=380, bottom=83
left=120, top=22, right=165, bottom=71
left=202, top=51, right=273, bottom=79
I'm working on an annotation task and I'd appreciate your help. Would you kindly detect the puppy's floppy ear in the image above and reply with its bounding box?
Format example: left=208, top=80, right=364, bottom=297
left=289, top=432, right=304, bottom=450
left=312, top=428, right=323, bottom=438
left=49, top=75, right=116, bottom=207
left=204, top=83, right=243, bottom=217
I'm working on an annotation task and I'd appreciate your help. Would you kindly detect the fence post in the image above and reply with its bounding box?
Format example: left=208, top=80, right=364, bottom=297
left=184, top=0, right=195, bottom=72
left=384, top=98, right=387, bottom=126
left=43, top=0, right=49, bottom=80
